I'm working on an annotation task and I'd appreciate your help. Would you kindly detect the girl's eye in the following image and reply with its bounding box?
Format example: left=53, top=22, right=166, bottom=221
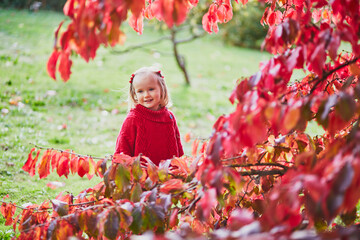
left=149, top=88, right=154, bottom=91
left=137, top=90, right=143, bottom=93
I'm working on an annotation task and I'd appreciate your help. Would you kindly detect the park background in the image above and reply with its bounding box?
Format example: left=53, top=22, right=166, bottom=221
left=0, top=0, right=332, bottom=237
left=0, top=1, right=270, bottom=235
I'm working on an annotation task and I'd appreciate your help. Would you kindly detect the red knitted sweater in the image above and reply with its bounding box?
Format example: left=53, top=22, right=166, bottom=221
left=114, top=104, right=184, bottom=165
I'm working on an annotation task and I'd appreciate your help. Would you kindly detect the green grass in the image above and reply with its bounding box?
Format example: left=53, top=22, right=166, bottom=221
left=0, top=8, right=271, bottom=233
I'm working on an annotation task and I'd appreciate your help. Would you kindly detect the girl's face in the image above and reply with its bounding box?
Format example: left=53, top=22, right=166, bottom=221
left=133, top=75, right=162, bottom=111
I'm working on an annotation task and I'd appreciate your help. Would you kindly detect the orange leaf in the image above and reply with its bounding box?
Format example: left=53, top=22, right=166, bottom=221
left=170, top=157, right=190, bottom=177
left=1, top=200, right=16, bottom=226
left=70, top=156, right=79, bottom=175
left=145, top=157, right=159, bottom=183
left=283, top=107, right=300, bottom=132
left=37, top=149, right=51, bottom=179
left=128, top=0, right=146, bottom=18
left=5, top=204, right=16, bottom=226
left=184, top=132, right=191, bottom=143
left=86, top=157, right=96, bottom=180
left=349, top=63, right=360, bottom=76
left=160, top=179, right=184, bottom=194
left=95, top=158, right=107, bottom=178
left=58, top=51, right=72, bottom=82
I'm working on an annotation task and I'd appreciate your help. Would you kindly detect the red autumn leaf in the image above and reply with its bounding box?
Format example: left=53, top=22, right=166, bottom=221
left=22, top=148, right=36, bottom=173
left=1, top=203, right=16, bottom=226
left=51, top=200, right=69, bottom=217
left=57, top=154, right=70, bottom=178
left=282, top=106, right=301, bottom=133
left=25, top=149, right=41, bottom=177
left=328, top=33, right=340, bottom=61
left=46, top=181, right=66, bottom=189
left=287, top=47, right=305, bottom=70
left=196, top=188, right=217, bottom=221
left=87, top=29, right=100, bottom=60
left=216, top=2, right=233, bottom=23
left=328, top=112, right=350, bottom=136
left=169, top=208, right=179, bottom=228
left=54, top=220, right=76, bottom=240
left=63, top=0, right=75, bottom=18
left=202, top=4, right=219, bottom=34
left=227, top=208, right=254, bottom=230
left=51, top=150, right=61, bottom=171
left=160, top=179, right=183, bottom=194
left=95, top=158, right=107, bottom=178
left=161, top=0, right=190, bottom=28
left=86, top=157, right=96, bottom=180
left=103, top=210, right=120, bottom=240
left=78, top=157, right=89, bottom=178
left=37, top=149, right=51, bottom=179
left=128, top=13, right=144, bottom=34
left=70, top=156, right=79, bottom=175
left=192, top=139, right=199, bottom=157
left=53, top=20, right=64, bottom=48
left=47, top=50, right=60, bottom=80
left=47, top=20, right=64, bottom=80
left=128, top=0, right=146, bottom=18
left=58, top=51, right=72, bottom=82
left=60, top=23, right=74, bottom=50
left=349, top=62, right=360, bottom=76
left=145, top=157, right=159, bottom=183
left=170, top=157, right=190, bottom=177
left=184, top=132, right=191, bottom=142
left=308, top=43, right=326, bottom=77
left=79, top=210, right=99, bottom=237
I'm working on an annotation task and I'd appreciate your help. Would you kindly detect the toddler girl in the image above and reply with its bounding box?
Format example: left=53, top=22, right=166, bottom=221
left=114, top=67, right=184, bottom=165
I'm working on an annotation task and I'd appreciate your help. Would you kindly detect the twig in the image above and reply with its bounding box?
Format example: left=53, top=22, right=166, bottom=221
left=309, top=57, right=359, bottom=95
left=174, top=32, right=206, bottom=44
left=178, top=196, right=201, bottom=214
left=237, top=169, right=286, bottom=177
left=225, top=162, right=289, bottom=170
left=30, top=143, right=112, bottom=161
left=111, top=36, right=171, bottom=54
left=236, top=178, right=254, bottom=207
left=69, top=200, right=97, bottom=207
left=171, top=29, right=191, bottom=85
left=0, top=201, right=28, bottom=210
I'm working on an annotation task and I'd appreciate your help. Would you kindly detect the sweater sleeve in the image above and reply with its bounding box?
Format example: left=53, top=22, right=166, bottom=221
left=172, top=114, right=184, bottom=157
left=114, top=115, right=136, bottom=156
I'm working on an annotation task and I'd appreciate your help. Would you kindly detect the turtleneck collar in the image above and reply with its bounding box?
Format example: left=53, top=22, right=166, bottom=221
left=133, top=104, right=173, bottom=123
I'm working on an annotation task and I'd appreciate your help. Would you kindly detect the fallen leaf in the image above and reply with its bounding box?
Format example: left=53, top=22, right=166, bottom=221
left=47, top=181, right=66, bottom=189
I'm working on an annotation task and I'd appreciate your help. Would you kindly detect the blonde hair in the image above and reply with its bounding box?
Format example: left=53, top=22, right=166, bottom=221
left=128, top=66, right=172, bottom=110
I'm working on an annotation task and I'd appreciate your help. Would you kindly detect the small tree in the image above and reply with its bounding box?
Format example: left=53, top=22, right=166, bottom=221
left=2, top=0, right=360, bottom=239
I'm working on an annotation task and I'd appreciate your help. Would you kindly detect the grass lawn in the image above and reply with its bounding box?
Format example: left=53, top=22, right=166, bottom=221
left=0, top=8, right=286, bottom=235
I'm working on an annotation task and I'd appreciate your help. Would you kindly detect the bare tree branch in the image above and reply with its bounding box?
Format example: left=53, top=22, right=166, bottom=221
left=111, top=35, right=171, bottom=54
